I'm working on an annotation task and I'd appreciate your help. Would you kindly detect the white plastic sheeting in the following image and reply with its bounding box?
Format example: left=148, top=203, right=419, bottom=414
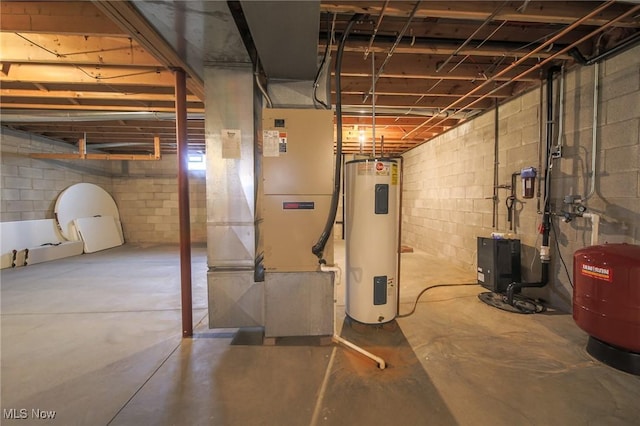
left=55, top=183, right=124, bottom=253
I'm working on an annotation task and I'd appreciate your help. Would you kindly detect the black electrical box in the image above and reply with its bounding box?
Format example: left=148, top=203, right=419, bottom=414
left=477, top=237, right=521, bottom=293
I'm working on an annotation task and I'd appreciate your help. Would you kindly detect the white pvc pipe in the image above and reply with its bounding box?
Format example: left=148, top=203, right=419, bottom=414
left=320, top=264, right=342, bottom=286
left=321, top=264, right=386, bottom=370
left=583, top=213, right=600, bottom=246
left=332, top=334, right=386, bottom=369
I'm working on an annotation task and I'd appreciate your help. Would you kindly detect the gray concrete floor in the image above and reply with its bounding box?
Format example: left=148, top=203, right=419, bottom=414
left=1, top=240, right=639, bottom=425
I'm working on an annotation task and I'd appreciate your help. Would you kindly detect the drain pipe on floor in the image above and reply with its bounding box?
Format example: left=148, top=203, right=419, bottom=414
left=321, top=264, right=386, bottom=369
left=505, top=66, right=561, bottom=306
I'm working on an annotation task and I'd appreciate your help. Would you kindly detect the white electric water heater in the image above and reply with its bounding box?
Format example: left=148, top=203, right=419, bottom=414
left=345, top=159, right=400, bottom=324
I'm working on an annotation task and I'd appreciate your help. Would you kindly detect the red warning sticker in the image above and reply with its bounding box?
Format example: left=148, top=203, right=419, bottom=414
left=580, top=263, right=612, bottom=282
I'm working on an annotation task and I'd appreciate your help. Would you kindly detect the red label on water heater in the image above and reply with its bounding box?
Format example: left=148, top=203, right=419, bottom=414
left=283, top=201, right=315, bottom=210
left=580, top=263, right=613, bottom=282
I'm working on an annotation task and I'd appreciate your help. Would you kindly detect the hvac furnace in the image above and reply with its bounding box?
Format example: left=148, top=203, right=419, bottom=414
left=261, top=108, right=335, bottom=338
left=262, top=108, right=334, bottom=271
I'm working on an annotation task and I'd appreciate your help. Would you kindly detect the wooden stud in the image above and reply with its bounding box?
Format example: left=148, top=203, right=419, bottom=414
left=29, top=134, right=162, bottom=161
left=78, top=137, right=86, bottom=159
left=153, top=135, right=161, bottom=160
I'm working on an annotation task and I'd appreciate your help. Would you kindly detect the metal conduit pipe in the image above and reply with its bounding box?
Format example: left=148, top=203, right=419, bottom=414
left=585, top=60, right=600, bottom=200
left=364, top=0, right=389, bottom=59
left=436, top=1, right=508, bottom=73
left=565, top=31, right=640, bottom=201
left=569, top=31, right=640, bottom=66
left=372, top=51, right=376, bottom=157
left=402, top=0, right=620, bottom=141
left=492, top=99, right=499, bottom=229
left=314, top=12, right=333, bottom=110
left=312, top=14, right=363, bottom=261
left=505, top=66, right=561, bottom=306
left=340, top=106, right=466, bottom=118
left=254, top=58, right=273, bottom=108
left=405, top=2, right=639, bottom=143
left=363, top=1, right=422, bottom=103
left=553, top=66, right=566, bottom=164
left=326, top=33, right=573, bottom=60
left=536, top=74, right=544, bottom=213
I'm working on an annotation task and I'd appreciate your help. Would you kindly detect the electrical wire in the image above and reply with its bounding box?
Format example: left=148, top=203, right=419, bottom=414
left=72, top=65, right=160, bottom=80
left=397, top=283, right=478, bottom=318
left=550, top=218, right=573, bottom=288
left=15, top=32, right=64, bottom=57
left=313, top=14, right=330, bottom=109
left=312, top=14, right=361, bottom=261
left=313, top=13, right=335, bottom=110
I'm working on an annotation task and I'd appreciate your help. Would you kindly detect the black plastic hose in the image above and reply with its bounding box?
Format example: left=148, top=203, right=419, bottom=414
left=312, top=14, right=362, bottom=262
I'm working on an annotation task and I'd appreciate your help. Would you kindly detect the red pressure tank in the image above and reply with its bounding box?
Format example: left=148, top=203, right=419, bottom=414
left=573, top=243, right=640, bottom=375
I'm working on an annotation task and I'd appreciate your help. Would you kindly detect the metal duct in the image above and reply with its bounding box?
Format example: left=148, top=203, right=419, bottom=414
left=239, top=1, right=321, bottom=80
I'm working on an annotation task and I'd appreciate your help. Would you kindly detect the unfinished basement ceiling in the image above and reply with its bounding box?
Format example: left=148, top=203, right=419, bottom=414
left=1, top=1, right=639, bottom=155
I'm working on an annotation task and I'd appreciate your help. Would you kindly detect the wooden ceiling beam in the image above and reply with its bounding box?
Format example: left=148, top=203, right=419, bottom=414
left=0, top=1, right=125, bottom=35
left=337, top=94, right=493, bottom=110
left=94, top=1, right=205, bottom=101
left=337, top=76, right=513, bottom=98
left=340, top=116, right=459, bottom=128
left=1, top=103, right=204, bottom=113
left=0, top=63, right=176, bottom=87
left=1, top=88, right=201, bottom=103
left=320, top=1, right=640, bottom=28
left=340, top=45, right=573, bottom=61
left=9, top=120, right=205, bottom=130
left=336, top=51, right=540, bottom=81
left=335, top=41, right=573, bottom=60
left=30, top=132, right=162, bottom=161
left=324, top=21, right=593, bottom=50
left=0, top=33, right=160, bottom=67
left=22, top=127, right=204, bottom=136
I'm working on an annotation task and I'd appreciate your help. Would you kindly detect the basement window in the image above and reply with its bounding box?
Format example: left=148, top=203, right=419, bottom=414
left=188, top=153, right=206, bottom=171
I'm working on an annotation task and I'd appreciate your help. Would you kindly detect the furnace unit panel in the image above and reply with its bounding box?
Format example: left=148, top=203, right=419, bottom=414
left=261, top=109, right=334, bottom=271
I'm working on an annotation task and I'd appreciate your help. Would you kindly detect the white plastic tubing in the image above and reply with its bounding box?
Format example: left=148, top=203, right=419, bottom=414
left=320, top=264, right=386, bottom=369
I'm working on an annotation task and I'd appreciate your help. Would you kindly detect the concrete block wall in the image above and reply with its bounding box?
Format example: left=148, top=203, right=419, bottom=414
left=1, top=128, right=113, bottom=221
left=402, top=44, right=640, bottom=312
left=1, top=128, right=206, bottom=245
left=110, top=156, right=206, bottom=244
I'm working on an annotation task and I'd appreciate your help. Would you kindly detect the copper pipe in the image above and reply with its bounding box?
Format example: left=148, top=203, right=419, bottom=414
left=403, top=0, right=617, bottom=140
left=413, top=2, right=640, bottom=139
left=175, top=68, right=193, bottom=338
